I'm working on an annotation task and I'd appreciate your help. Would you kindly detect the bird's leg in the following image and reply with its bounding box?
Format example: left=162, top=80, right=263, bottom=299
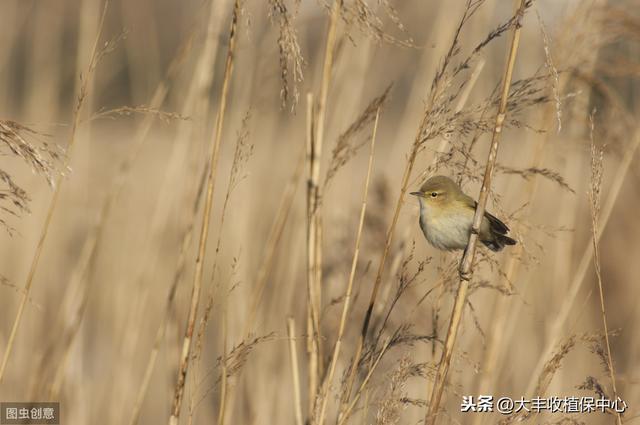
left=459, top=228, right=479, bottom=281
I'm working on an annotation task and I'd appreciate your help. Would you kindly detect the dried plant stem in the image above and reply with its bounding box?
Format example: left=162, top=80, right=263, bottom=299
left=429, top=58, right=486, bottom=173
left=475, top=6, right=607, bottom=418
left=340, top=3, right=489, bottom=411
left=339, top=127, right=416, bottom=418
left=287, top=318, right=304, bottom=425
left=315, top=109, right=380, bottom=425
left=589, top=130, right=622, bottom=425
left=217, top=293, right=229, bottom=425
left=337, top=339, right=391, bottom=425
left=67, top=30, right=193, bottom=277
left=37, top=29, right=194, bottom=403
left=472, top=64, right=574, bottom=425
left=168, top=2, right=240, bottom=424
left=128, top=228, right=189, bottom=425
left=305, top=91, right=322, bottom=416
left=128, top=166, right=207, bottom=425
left=129, top=170, right=200, bottom=425
left=523, top=127, right=640, bottom=398
left=0, top=0, right=110, bottom=384
left=307, top=1, right=342, bottom=402
left=425, top=2, right=527, bottom=424
left=472, top=95, right=558, bottom=425
left=243, top=147, right=305, bottom=336
left=128, top=4, right=229, bottom=417
left=315, top=0, right=340, bottom=152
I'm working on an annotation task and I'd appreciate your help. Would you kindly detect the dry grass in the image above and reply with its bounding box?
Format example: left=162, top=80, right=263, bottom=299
left=426, top=1, right=528, bottom=423
left=1, top=1, right=640, bottom=424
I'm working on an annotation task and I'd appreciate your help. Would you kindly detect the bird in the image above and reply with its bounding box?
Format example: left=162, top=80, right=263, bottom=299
left=410, top=175, right=516, bottom=252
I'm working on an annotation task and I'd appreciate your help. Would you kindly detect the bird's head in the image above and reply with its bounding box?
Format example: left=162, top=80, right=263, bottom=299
left=410, top=175, right=463, bottom=208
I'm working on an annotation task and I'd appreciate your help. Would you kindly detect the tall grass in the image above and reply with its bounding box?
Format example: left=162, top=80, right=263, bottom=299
left=1, top=1, right=639, bottom=424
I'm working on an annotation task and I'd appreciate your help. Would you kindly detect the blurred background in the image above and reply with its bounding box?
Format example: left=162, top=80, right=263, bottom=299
left=0, top=0, right=638, bottom=424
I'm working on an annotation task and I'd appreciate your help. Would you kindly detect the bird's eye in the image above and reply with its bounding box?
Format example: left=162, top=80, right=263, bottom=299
left=430, top=192, right=438, bottom=198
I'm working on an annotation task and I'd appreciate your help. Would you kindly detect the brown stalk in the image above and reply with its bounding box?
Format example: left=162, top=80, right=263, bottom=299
left=424, top=1, right=528, bottom=423
left=315, top=109, right=380, bottom=425
left=193, top=110, right=253, bottom=425
left=339, top=95, right=418, bottom=422
left=127, top=165, right=207, bottom=425
left=88, top=3, right=226, bottom=411
left=0, top=0, right=111, bottom=384
left=128, top=215, right=193, bottom=425
left=337, top=338, right=391, bottom=425
left=471, top=101, right=552, bottom=425
left=305, top=91, right=322, bottom=414
left=522, top=126, right=640, bottom=398
left=588, top=117, right=622, bottom=425
left=168, top=1, right=240, bottom=423
left=307, top=2, right=342, bottom=404
left=123, top=4, right=232, bottom=420
left=243, top=147, right=305, bottom=336
left=473, top=5, right=608, bottom=421
left=425, top=57, right=486, bottom=178
left=287, top=318, right=305, bottom=425
left=338, top=1, right=490, bottom=411
left=37, top=28, right=194, bottom=402
left=217, top=291, right=229, bottom=425
left=369, top=59, right=485, bottom=362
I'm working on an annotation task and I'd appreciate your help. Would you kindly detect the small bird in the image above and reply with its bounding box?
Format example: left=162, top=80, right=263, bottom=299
left=410, top=176, right=516, bottom=252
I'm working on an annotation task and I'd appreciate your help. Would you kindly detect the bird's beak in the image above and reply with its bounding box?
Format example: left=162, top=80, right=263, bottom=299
left=410, top=191, right=421, bottom=197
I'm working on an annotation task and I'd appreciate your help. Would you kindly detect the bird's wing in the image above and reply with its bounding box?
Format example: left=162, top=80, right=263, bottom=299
left=484, top=210, right=510, bottom=234
left=467, top=198, right=510, bottom=234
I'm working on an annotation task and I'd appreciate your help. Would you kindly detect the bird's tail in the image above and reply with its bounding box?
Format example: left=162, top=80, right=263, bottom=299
left=482, top=234, right=517, bottom=252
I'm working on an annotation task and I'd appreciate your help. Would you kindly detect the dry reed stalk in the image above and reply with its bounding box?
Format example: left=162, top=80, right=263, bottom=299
left=168, top=2, right=240, bottom=423
left=111, top=19, right=221, bottom=418
left=588, top=117, right=622, bottom=425
left=315, top=109, right=380, bottom=425
left=287, top=317, right=304, bottom=425
left=339, top=94, right=415, bottom=424
left=307, top=2, right=342, bottom=401
left=46, top=293, right=89, bottom=400
left=35, top=30, right=195, bottom=402
left=0, top=0, right=111, bottom=384
left=424, top=1, right=528, bottom=423
left=339, top=0, right=503, bottom=411
left=132, top=3, right=225, bottom=415
left=128, top=166, right=208, bottom=425
left=191, top=111, right=253, bottom=425
left=522, top=126, right=640, bottom=398
left=128, top=233, right=189, bottom=425
left=360, top=389, right=370, bottom=425
left=305, top=91, right=322, bottom=415
left=195, top=110, right=253, bottom=353
left=424, top=58, right=486, bottom=178
left=85, top=9, right=224, bottom=407
left=217, top=293, right=229, bottom=425
left=337, top=338, right=391, bottom=425
left=243, top=147, right=305, bottom=335
left=473, top=5, right=607, bottom=418
left=472, top=74, right=566, bottom=425
left=370, top=58, right=484, bottom=362
left=471, top=106, right=551, bottom=425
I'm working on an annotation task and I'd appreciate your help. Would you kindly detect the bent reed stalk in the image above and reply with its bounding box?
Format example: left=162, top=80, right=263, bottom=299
left=315, top=109, right=380, bottom=425
left=0, top=0, right=111, bottom=384
left=168, top=2, right=240, bottom=424
left=425, top=1, right=528, bottom=423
